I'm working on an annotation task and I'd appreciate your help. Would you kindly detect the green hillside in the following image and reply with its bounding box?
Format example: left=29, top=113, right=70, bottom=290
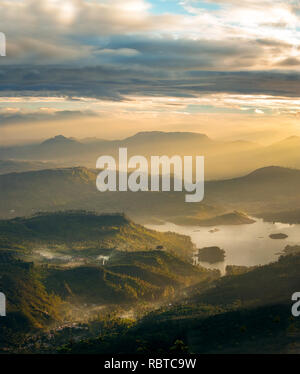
left=0, top=167, right=222, bottom=223
left=2, top=165, right=300, bottom=225
left=206, top=166, right=300, bottom=214
left=191, top=253, right=300, bottom=307
left=0, top=211, right=221, bottom=351
left=58, top=253, right=300, bottom=354
left=0, top=211, right=194, bottom=259
left=0, top=160, right=59, bottom=175
left=0, top=258, right=62, bottom=348
left=43, top=250, right=217, bottom=305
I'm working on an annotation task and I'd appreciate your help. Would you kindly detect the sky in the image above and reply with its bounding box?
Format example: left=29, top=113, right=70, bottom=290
left=0, top=0, right=300, bottom=145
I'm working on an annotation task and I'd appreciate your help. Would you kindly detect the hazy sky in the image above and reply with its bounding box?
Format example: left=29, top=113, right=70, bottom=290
left=0, top=0, right=300, bottom=145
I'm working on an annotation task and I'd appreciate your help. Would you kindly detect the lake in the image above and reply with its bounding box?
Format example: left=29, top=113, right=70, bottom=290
left=146, top=218, right=300, bottom=274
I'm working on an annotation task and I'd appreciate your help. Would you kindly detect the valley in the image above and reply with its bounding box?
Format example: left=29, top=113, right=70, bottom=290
left=1, top=131, right=300, bottom=354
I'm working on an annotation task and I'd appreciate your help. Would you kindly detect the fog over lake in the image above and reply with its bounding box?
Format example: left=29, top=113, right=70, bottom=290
left=147, top=218, right=300, bottom=274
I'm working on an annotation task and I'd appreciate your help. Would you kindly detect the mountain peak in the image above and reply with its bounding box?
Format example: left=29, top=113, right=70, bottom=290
left=41, top=135, right=80, bottom=146
left=245, top=166, right=300, bottom=179
left=125, top=131, right=210, bottom=142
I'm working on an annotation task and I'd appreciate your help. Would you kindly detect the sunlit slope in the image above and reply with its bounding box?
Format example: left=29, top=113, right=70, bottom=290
left=43, top=250, right=217, bottom=305
left=206, top=166, right=300, bottom=214
left=0, top=211, right=195, bottom=259
left=0, top=160, right=60, bottom=175
left=0, top=212, right=219, bottom=348
left=189, top=252, right=300, bottom=307
left=1, top=165, right=300, bottom=222
left=0, top=167, right=221, bottom=221
left=3, top=132, right=300, bottom=181
left=0, top=131, right=264, bottom=180
left=64, top=253, right=300, bottom=354
left=0, top=258, right=62, bottom=347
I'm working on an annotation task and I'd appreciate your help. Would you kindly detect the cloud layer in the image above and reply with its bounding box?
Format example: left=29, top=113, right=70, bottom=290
left=0, top=0, right=299, bottom=143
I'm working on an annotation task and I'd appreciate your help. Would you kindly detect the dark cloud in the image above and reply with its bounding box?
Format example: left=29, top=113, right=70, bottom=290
left=276, top=57, right=300, bottom=67
left=0, top=109, right=98, bottom=126
left=92, top=36, right=264, bottom=70
left=0, top=30, right=295, bottom=101
left=0, top=65, right=299, bottom=100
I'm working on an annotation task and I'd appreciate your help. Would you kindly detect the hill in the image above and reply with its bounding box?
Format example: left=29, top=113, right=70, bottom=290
left=0, top=166, right=223, bottom=223
left=40, top=135, right=79, bottom=147
left=0, top=131, right=263, bottom=180
left=0, top=160, right=60, bottom=175
left=261, top=136, right=300, bottom=169
left=0, top=211, right=195, bottom=259
left=0, top=258, right=62, bottom=348
left=205, top=166, right=300, bottom=214
left=258, top=208, right=300, bottom=225
left=171, top=211, right=255, bottom=226
left=0, top=165, right=300, bottom=224
left=3, top=131, right=300, bottom=181
left=43, top=250, right=217, bottom=305
left=189, top=253, right=300, bottom=307
left=59, top=253, right=300, bottom=354
left=0, top=211, right=220, bottom=350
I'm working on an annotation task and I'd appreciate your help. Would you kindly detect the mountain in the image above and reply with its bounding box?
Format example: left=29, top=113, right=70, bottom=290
left=0, top=166, right=222, bottom=223
left=3, top=131, right=300, bottom=180
left=0, top=167, right=97, bottom=218
left=170, top=211, right=255, bottom=226
left=36, top=135, right=84, bottom=159
left=243, top=165, right=300, bottom=180
left=0, top=257, right=62, bottom=347
left=262, top=136, right=300, bottom=168
left=0, top=165, right=299, bottom=224
left=125, top=131, right=210, bottom=142
left=0, top=135, right=84, bottom=163
left=121, top=131, right=213, bottom=154
left=0, top=131, right=263, bottom=180
left=43, top=250, right=217, bottom=305
left=40, top=135, right=79, bottom=147
left=0, top=211, right=195, bottom=259
left=59, top=253, right=300, bottom=354
left=0, top=160, right=60, bottom=175
left=191, top=252, right=300, bottom=307
left=258, top=208, right=300, bottom=225
left=0, top=211, right=219, bottom=349
left=205, top=166, right=300, bottom=214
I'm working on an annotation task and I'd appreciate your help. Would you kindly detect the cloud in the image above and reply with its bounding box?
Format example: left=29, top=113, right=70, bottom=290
left=0, top=108, right=98, bottom=126
left=276, top=57, right=300, bottom=66
left=255, top=108, right=264, bottom=114
left=0, top=0, right=299, bottom=68
left=0, top=1, right=299, bottom=119
left=0, top=65, right=300, bottom=101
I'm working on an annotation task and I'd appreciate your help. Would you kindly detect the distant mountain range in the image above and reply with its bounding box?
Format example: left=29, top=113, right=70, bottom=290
left=0, top=164, right=299, bottom=224
left=2, top=131, right=300, bottom=180
left=0, top=159, right=61, bottom=175
left=206, top=165, right=300, bottom=215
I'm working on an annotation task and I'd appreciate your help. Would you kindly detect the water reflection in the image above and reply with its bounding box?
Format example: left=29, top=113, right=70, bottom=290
left=147, top=217, right=300, bottom=275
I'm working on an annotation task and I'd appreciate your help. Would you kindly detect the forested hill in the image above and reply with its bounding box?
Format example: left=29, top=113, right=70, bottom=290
left=0, top=211, right=194, bottom=259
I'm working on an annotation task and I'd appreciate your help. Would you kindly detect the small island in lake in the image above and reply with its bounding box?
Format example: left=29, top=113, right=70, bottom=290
left=269, top=233, right=288, bottom=240
left=196, top=246, right=225, bottom=263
